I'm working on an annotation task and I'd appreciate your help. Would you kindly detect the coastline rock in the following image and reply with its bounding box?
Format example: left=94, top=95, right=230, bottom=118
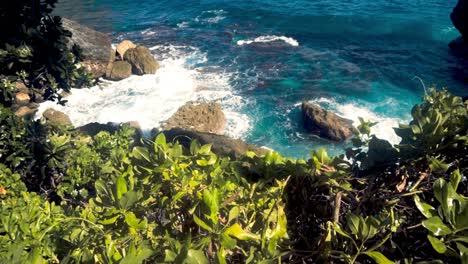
left=106, top=61, right=132, bottom=81
left=449, top=36, right=468, bottom=58
left=78, top=121, right=142, bottom=143
left=124, top=46, right=159, bottom=75
left=162, top=102, right=226, bottom=134
left=301, top=102, right=355, bottom=142
left=15, top=106, right=37, bottom=119
left=43, top=109, right=72, bottom=126
left=14, top=92, right=30, bottom=106
left=116, top=40, right=137, bottom=60
left=62, top=18, right=113, bottom=78
left=451, top=0, right=468, bottom=40
left=162, top=128, right=270, bottom=158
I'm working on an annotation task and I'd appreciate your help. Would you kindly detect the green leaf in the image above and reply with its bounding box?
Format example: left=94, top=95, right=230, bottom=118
left=100, top=215, right=120, bottom=225
left=224, top=223, right=260, bottom=241
left=228, top=207, right=239, bottom=223
left=203, top=189, right=219, bottom=224
left=119, top=191, right=138, bottom=210
left=422, top=216, right=452, bottom=236
left=450, top=169, right=462, bottom=191
left=125, top=212, right=147, bottom=230
left=155, top=133, right=167, bottom=150
left=429, top=158, right=449, bottom=174
left=362, top=251, right=394, bottom=264
left=414, top=195, right=436, bottom=219
left=193, top=214, right=213, bottom=232
left=346, top=213, right=360, bottom=236
left=199, top=144, right=212, bottom=155
left=332, top=222, right=353, bottom=240
left=186, top=249, right=209, bottom=264
left=456, top=243, right=468, bottom=263
left=132, top=146, right=151, bottom=162
left=115, top=175, right=128, bottom=200
left=220, top=234, right=237, bottom=249
left=427, top=235, right=447, bottom=254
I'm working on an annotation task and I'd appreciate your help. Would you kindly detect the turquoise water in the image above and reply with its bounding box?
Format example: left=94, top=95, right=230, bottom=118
left=53, top=0, right=466, bottom=158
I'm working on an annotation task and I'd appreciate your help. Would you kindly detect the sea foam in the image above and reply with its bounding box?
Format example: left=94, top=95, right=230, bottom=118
left=237, top=35, right=299, bottom=47
left=36, top=44, right=251, bottom=139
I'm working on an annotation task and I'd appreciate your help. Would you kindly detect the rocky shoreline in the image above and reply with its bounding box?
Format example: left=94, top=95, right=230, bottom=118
left=11, top=1, right=468, bottom=157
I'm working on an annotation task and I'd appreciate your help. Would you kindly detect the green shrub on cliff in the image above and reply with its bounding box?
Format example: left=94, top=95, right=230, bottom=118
left=0, top=89, right=467, bottom=263
left=0, top=0, right=92, bottom=105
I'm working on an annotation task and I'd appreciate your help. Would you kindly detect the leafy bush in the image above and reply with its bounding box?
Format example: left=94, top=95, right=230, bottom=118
left=0, top=0, right=93, bottom=105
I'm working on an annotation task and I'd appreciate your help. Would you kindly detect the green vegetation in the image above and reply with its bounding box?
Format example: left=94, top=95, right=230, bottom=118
left=0, top=0, right=92, bottom=106
left=1, top=2, right=467, bottom=263
left=0, top=88, right=467, bottom=263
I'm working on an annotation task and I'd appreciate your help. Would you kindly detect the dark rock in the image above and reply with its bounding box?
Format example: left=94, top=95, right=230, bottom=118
left=43, top=108, right=72, bottom=126
left=106, top=61, right=132, bottom=81
left=162, top=128, right=270, bottom=158
left=62, top=18, right=113, bottom=78
left=449, top=36, right=468, bottom=58
left=78, top=121, right=142, bottom=142
left=301, top=102, right=355, bottom=142
left=451, top=0, right=468, bottom=40
left=124, top=46, right=159, bottom=75
left=162, top=102, right=226, bottom=134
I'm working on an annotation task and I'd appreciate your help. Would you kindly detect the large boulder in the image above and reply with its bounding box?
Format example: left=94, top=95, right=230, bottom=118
left=14, top=92, right=30, bottom=106
left=162, top=128, right=270, bottom=158
left=43, top=108, right=72, bottom=126
left=106, top=61, right=132, bottom=81
left=124, top=46, right=159, bottom=75
left=116, top=40, right=137, bottom=60
left=301, top=102, right=355, bottom=142
left=451, top=0, right=468, bottom=41
left=162, top=102, right=226, bottom=134
left=62, top=18, right=113, bottom=78
left=15, top=106, right=37, bottom=119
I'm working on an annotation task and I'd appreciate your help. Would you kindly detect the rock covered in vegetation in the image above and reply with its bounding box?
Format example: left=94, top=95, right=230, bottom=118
left=301, top=102, right=355, bottom=141
left=62, top=18, right=113, bottom=78
left=162, top=102, right=226, bottom=134
left=106, top=61, right=132, bottom=81
left=123, top=46, right=159, bottom=75
left=451, top=0, right=468, bottom=40
left=163, top=128, right=270, bottom=158
left=78, top=121, right=142, bottom=139
left=116, top=40, right=137, bottom=60
left=43, top=108, right=72, bottom=126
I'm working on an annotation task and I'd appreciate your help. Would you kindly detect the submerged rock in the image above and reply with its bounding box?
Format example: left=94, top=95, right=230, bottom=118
left=62, top=18, right=113, bottom=79
left=162, top=128, right=270, bottom=158
left=116, top=40, right=137, bottom=60
left=124, top=46, right=159, bottom=75
left=43, top=108, right=72, bottom=126
left=301, top=102, right=355, bottom=142
left=451, top=0, right=468, bottom=41
left=162, top=102, right=226, bottom=134
left=106, top=61, right=132, bottom=81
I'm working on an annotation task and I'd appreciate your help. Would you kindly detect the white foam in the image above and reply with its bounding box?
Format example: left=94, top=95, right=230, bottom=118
left=237, top=35, right=299, bottom=47
left=307, top=98, right=403, bottom=145
left=194, top=10, right=227, bottom=24
left=36, top=44, right=251, bottom=139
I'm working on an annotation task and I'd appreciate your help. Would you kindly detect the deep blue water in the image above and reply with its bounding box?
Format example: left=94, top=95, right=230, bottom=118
left=54, top=0, right=466, bottom=158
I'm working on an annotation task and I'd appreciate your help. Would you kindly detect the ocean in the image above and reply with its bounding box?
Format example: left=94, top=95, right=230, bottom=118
left=42, top=0, right=466, bottom=158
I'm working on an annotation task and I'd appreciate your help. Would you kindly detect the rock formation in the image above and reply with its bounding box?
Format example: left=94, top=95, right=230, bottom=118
left=62, top=18, right=113, bottom=79
left=43, top=109, right=72, bottom=126
left=162, top=128, right=270, bottom=158
left=162, top=102, right=226, bottom=134
left=124, top=46, right=159, bottom=75
left=106, top=61, right=132, bottom=81
left=451, top=0, right=468, bottom=41
left=301, top=102, right=355, bottom=142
